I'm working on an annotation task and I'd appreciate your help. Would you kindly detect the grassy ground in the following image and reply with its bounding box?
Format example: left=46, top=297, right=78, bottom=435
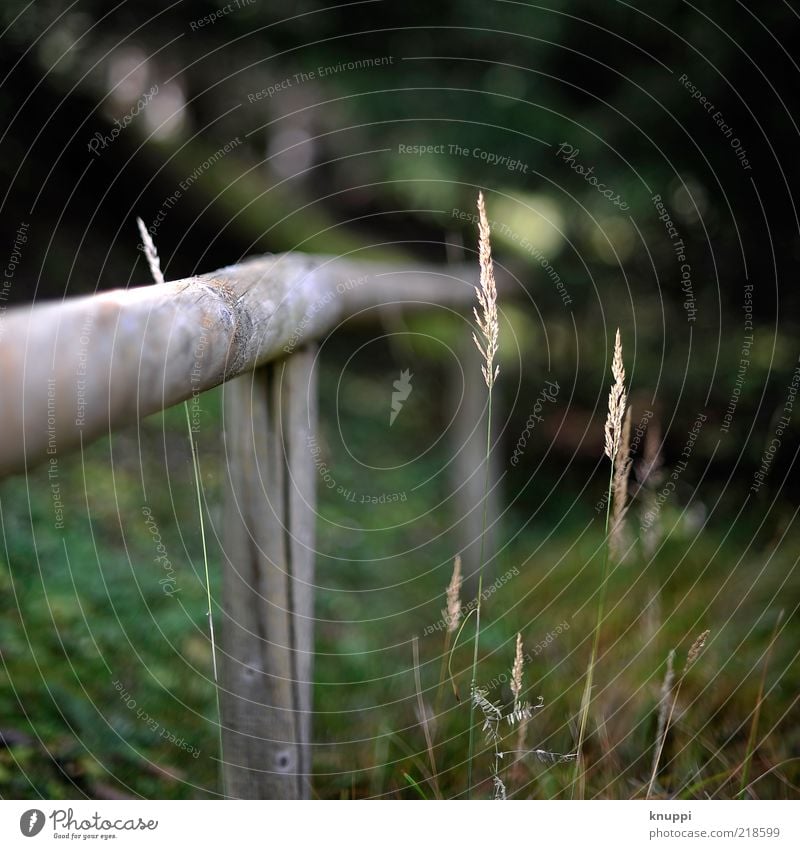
left=1, top=350, right=798, bottom=799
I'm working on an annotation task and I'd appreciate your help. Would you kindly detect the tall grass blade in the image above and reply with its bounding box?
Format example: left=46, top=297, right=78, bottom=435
left=466, top=191, right=500, bottom=798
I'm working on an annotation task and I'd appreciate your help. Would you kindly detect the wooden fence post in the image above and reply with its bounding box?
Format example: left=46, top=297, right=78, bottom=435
left=219, top=345, right=317, bottom=799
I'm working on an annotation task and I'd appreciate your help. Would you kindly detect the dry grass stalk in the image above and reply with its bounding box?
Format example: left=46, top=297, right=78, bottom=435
left=443, top=554, right=462, bottom=634
left=512, top=716, right=530, bottom=786
left=467, top=191, right=501, bottom=797
left=412, top=636, right=442, bottom=799
left=604, top=329, right=627, bottom=461
left=472, top=687, right=503, bottom=741
left=492, top=775, right=507, bottom=800
left=473, top=192, right=499, bottom=390
left=574, top=329, right=628, bottom=797
left=685, top=629, right=710, bottom=672
left=650, top=649, right=675, bottom=784
left=435, top=556, right=464, bottom=721
left=609, top=405, right=633, bottom=561
left=471, top=686, right=511, bottom=800
left=647, top=629, right=711, bottom=798
left=136, top=217, right=165, bottom=286
left=511, top=632, right=524, bottom=709
left=510, top=632, right=528, bottom=786
left=506, top=636, right=536, bottom=728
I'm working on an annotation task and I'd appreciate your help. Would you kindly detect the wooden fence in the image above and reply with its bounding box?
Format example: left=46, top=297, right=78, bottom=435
left=0, top=252, right=503, bottom=798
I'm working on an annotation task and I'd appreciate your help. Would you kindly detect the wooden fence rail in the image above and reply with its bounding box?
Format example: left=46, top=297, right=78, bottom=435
left=0, top=251, right=504, bottom=798
left=0, top=254, right=486, bottom=476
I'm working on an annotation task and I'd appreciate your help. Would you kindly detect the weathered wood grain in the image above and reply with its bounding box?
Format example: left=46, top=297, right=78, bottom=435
left=220, top=366, right=299, bottom=798
left=0, top=249, right=513, bottom=801
left=219, top=346, right=318, bottom=798
left=280, top=346, right=318, bottom=792
left=0, top=254, right=483, bottom=476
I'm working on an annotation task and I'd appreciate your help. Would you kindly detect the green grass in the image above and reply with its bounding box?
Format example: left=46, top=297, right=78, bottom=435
left=1, top=355, right=798, bottom=799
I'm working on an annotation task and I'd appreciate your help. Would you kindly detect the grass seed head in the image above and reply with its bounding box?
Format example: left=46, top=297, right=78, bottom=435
left=511, top=632, right=524, bottom=707
left=444, top=554, right=463, bottom=634
left=604, top=328, right=627, bottom=461
left=136, top=216, right=165, bottom=286
left=685, top=629, right=711, bottom=671
left=473, top=192, right=500, bottom=390
left=652, top=650, right=675, bottom=759
left=609, top=404, right=633, bottom=561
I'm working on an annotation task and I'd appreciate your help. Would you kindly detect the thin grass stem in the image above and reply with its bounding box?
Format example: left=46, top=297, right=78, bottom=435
left=572, top=462, right=614, bottom=798
left=412, top=636, right=442, bottom=799
left=184, top=402, right=226, bottom=796
left=647, top=630, right=710, bottom=798
left=466, top=387, right=494, bottom=798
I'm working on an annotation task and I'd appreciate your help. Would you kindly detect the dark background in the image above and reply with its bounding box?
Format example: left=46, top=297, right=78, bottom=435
left=2, top=0, right=799, bottom=477
left=1, top=1, right=798, bottom=800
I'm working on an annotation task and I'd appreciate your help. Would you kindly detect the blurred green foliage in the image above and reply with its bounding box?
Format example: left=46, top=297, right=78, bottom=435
left=1, top=0, right=798, bottom=470
left=1, top=0, right=799, bottom=799
left=2, top=350, right=797, bottom=798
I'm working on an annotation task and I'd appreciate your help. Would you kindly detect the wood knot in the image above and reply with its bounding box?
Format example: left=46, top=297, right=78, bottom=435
left=273, top=747, right=295, bottom=773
